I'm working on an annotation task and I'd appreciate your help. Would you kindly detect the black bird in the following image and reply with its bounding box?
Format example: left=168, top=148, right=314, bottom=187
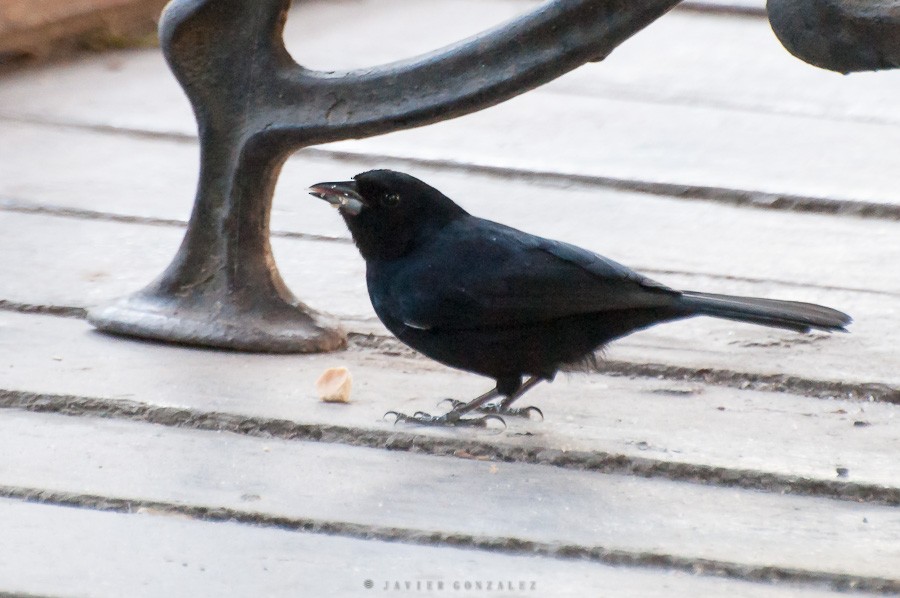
left=309, top=170, right=851, bottom=426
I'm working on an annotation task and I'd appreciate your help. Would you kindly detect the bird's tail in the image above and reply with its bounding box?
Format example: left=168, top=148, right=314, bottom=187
left=676, top=291, right=851, bottom=333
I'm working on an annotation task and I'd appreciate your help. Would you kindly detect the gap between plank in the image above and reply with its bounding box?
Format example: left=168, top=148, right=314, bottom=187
left=0, top=197, right=350, bottom=244
left=0, top=388, right=897, bottom=506
left=0, top=484, right=895, bottom=594
left=2, top=196, right=897, bottom=299
left=0, top=303, right=896, bottom=403
left=350, top=334, right=900, bottom=405
left=2, top=114, right=898, bottom=221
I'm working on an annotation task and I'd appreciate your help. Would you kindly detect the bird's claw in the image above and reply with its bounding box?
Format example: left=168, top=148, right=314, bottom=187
left=436, top=398, right=463, bottom=409
left=384, top=410, right=506, bottom=429
left=499, top=405, right=544, bottom=421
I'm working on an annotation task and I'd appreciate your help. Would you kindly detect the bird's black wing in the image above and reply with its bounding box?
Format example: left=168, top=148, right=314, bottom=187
left=384, top=218, right=680, bottom=331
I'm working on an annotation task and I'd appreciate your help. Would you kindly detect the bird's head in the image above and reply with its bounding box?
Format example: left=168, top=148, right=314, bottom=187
left=309, top=170, right=467, bottom=260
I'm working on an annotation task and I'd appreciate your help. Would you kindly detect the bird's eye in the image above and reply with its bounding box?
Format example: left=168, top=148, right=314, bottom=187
left=382, top=193, right=401, bottom=208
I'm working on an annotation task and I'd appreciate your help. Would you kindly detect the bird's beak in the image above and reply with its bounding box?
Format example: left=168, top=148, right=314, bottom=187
left=308, top=181, right=365, bottom=216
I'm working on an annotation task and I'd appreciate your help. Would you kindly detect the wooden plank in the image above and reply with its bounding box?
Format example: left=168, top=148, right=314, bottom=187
left=0, top=210, right=896, bottom=388
left=0, top=209, right=373, bottom=321
left=326, top=91, right=900, bottom=206
left=0, top=497, right=854, bottom=598
left=2, top=122, right=899, bottom=294
left=1, top=5, right=899, bottom=204
left=1, top=311, right=897, bottom=491
left=489, top=12, right=900, bottom=127
left=0, top=409, right=897, bottom=583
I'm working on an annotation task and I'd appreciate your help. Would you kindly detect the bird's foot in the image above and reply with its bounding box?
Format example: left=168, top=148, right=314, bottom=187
left=438, top=399, right=544, bottom=421
left=384, top=409, right=506, bottom=429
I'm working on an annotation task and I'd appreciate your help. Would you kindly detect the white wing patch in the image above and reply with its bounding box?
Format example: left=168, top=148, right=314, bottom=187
left=403, top=319, right=432, bottom=331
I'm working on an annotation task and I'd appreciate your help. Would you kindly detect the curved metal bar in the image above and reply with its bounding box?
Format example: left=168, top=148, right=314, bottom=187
left=273, top=0, right=679, bottom=141
left=767, top=0, right=900, bottom=73
left=88, top=0, right=681, bottom=352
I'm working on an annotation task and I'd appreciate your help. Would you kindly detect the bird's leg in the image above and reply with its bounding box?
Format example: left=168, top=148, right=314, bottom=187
left=493, top=376, right=545, bottom=418
left=483, top=376, right=545, bottom=419
left=442, top=376, right=545, bottom=420
left=386, top=386, right=505, bottom=427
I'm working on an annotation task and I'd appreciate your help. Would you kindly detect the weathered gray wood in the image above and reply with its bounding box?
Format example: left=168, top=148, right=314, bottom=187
left=0, top=410, right=897, bottom=581
left=0, top=210, right=895, bottom=388
left=1, top=311, right=897, bottom=490
left=2, top=123, right=899, bottom=294
left=326, top=92, right=900, bottom=206
left=0, top=497, right=855, bottom=598
left=521, top=12, right=900, bottom=125
left=0, top=209, right=372, bottom=321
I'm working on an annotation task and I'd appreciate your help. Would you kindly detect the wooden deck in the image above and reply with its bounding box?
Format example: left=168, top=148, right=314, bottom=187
left=0, top=1, right=898, bottom=596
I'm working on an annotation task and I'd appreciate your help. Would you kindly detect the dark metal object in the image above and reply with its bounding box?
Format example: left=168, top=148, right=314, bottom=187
left=87, top=0, right=681, bottom=352
left=767, top=0, right=900, bottom=73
